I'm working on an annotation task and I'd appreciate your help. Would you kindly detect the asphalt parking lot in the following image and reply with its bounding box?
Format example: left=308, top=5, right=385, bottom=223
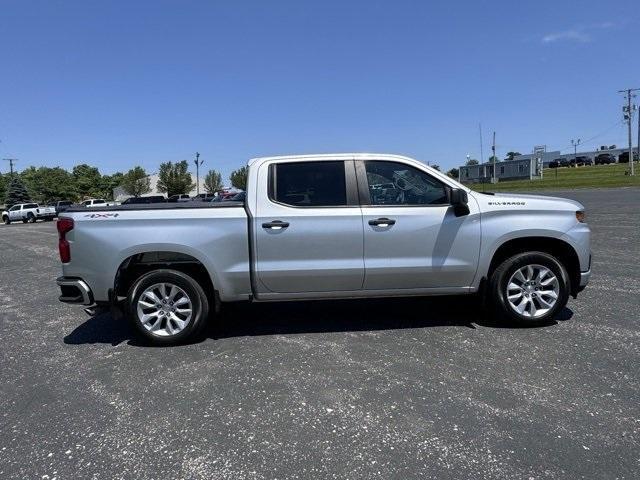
left=1, top=188, right=639, bottom=479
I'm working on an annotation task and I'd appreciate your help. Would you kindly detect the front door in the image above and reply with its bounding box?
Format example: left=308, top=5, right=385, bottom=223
left=358, top=160, right=480, bottom=290
left=9, top=206, right=21, bottom=221
left=254, top=160, right=364, bottom=294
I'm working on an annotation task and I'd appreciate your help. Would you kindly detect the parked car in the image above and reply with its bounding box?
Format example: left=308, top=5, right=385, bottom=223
left=56, top=153, right=591, bottom=345
left=222, top=191, right=246, bottom=202
left=548, top=159, right=561, bottom=168
left=570, top=156, right=591, bottom=167
left=121, top=196, right=166, bottom=205
left=53, top=200, right=74, bottom=216
left=192, top=193, right=216, bottom=201
left=594, top=153, right=615, bottom=165
left=81, top=199, right=118, bottom=208
left=618, top=151, right=639, bottom=163
left=559, top=158, right=570, bottom=167
left=2, top=203, right=56, bottom=224
left=206, top=192, right=236, bottom=202
left=168, top=194, right=191, bottom=203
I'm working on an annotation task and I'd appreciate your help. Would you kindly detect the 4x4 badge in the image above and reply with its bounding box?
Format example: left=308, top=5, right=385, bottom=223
left=84, top=213, right=119, bottom=218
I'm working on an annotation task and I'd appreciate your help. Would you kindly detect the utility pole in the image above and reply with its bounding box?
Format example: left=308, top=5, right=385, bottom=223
left=479, top=123, right=484, bottom=164
left=491, top=131, right=496, bottom=183
left=571, top=139, right=581, bottom=164
left=2, top=158, right=17, bottom=176
left=618, top=88, right=638, bottom=176
left=194, top=152, right=204, bottom=195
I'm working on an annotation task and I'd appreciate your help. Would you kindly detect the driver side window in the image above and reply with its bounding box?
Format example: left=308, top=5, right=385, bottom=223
left=364, top=161, right=448, bottom=206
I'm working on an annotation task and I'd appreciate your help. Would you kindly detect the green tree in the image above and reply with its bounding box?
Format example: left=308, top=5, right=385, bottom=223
left=465, top=158, right=479, bottom=166
left=5, top=176, right=30, bottom=207
left=431, top=164, right=441, bottom=171
left=229, top=166, right=248, bottom=190
left=156, top=160, right=194, bottom=197
left=0, top=173, right=6, bottom=203
left=72, top=164, right=102, bottom=199
left=21, top=166, right=77, bottom=203
left=120, top=167, right=151, bottom=197
left=98, top=172, right=125, bottom=200
left=505, top=151, right=522, bottom=161
left=203, top=169, right=223, bottom=193
left=446, top=168, right=459, bottom=178
left=488, top=155, right=499, bottom=164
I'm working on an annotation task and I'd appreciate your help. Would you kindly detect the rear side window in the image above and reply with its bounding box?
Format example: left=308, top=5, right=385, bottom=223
left=364, top=161, right=448, bottom=206
left=271, top=161, right=347, bottom=207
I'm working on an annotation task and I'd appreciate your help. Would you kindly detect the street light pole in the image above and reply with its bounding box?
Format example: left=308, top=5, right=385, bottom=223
left=194, top=152, right=204, bottom=195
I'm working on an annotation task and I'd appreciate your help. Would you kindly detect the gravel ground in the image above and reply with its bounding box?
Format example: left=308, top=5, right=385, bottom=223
left=0, top=188, right=638, bottom=479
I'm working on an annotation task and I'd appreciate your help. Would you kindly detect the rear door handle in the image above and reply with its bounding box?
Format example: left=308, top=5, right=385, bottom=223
left=262, top=220, right=290, bottom=230
left=368, top=218, right=396, bottom=227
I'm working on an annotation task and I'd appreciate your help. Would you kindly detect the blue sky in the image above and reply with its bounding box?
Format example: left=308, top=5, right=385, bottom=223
left=1, top=0, right=639, bottom=179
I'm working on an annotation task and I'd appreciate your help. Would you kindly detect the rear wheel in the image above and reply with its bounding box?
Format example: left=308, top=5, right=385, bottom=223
left=488, top=252, right=570, bottom=326
left=126, top=269, right=209, bottom=345
left=27, top=213, right=36, bottom=223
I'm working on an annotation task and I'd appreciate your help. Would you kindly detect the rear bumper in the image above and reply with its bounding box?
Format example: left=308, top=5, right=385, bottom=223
left=56, top=277, right=94, bottom=305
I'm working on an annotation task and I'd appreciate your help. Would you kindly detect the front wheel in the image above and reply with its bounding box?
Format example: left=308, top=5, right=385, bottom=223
left=2, top=216, right=9, bottom=225
left=126, top=269, right=209, bottom=345
left=487, top=252, right=570, bottom=325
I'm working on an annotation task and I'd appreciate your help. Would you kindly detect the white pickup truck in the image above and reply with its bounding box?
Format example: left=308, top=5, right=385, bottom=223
left=2, top=203, right=56, bottom=224
left=81, top=199, right=118, bottom=208
left=56, top=154, right=591, bottom=345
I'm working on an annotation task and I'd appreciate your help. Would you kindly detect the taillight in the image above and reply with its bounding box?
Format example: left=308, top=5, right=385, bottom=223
left=57, top=218, right=74, bottom=263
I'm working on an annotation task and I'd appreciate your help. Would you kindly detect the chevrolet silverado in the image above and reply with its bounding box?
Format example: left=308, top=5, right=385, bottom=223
left=56, top=154, right=591, bottom=345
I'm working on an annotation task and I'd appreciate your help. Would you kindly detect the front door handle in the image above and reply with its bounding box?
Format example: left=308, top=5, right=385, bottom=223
left=368, top=217, right=396, bottom=227
left=262, top=220, right=290, bottom=230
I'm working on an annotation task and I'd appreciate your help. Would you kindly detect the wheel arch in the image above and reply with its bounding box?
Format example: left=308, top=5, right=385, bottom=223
left=113, top=249, right=217, bottom=304
left=486, top=236, right=581, bottom=297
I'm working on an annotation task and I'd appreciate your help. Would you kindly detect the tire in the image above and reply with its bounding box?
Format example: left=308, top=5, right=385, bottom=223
left=2, top=216, right=9, bottom=225
left=126, top=269, right=209, bottom=345
left=22, top=219, right=28, bottom=223
left=27, top=213, right=36, bottom=223
left=487, top=252, right=570, bottom=326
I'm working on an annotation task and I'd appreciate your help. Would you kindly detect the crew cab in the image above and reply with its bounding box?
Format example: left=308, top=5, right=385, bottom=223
left=56, top=154, right=591, bottom=345
left=2, top=203, right=56, bottom=224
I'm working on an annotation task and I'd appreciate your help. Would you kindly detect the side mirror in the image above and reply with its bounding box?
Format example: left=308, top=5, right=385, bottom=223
left=449, top=188, right=470, bottom=217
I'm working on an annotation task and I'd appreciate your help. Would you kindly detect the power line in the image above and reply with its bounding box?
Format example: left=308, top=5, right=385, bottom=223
left=555, top=120, right=625, bottom=153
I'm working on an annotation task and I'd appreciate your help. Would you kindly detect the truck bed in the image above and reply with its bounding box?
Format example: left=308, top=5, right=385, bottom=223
left=64, top=201, right=244, bottom=213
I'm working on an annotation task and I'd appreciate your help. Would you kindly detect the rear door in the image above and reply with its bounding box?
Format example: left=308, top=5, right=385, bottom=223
left=357, top=160, right=480, bottom=290
left=254, top=159, right=364, bottom=294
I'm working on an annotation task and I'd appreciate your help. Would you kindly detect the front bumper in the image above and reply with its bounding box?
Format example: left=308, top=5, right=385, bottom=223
left=579, top=268, right=591, bottom=288
left=56, top=277, right=93, bottom=305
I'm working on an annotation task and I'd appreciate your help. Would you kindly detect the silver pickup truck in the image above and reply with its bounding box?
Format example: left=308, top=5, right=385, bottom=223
left=56, top=154, right=591, bottom=345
